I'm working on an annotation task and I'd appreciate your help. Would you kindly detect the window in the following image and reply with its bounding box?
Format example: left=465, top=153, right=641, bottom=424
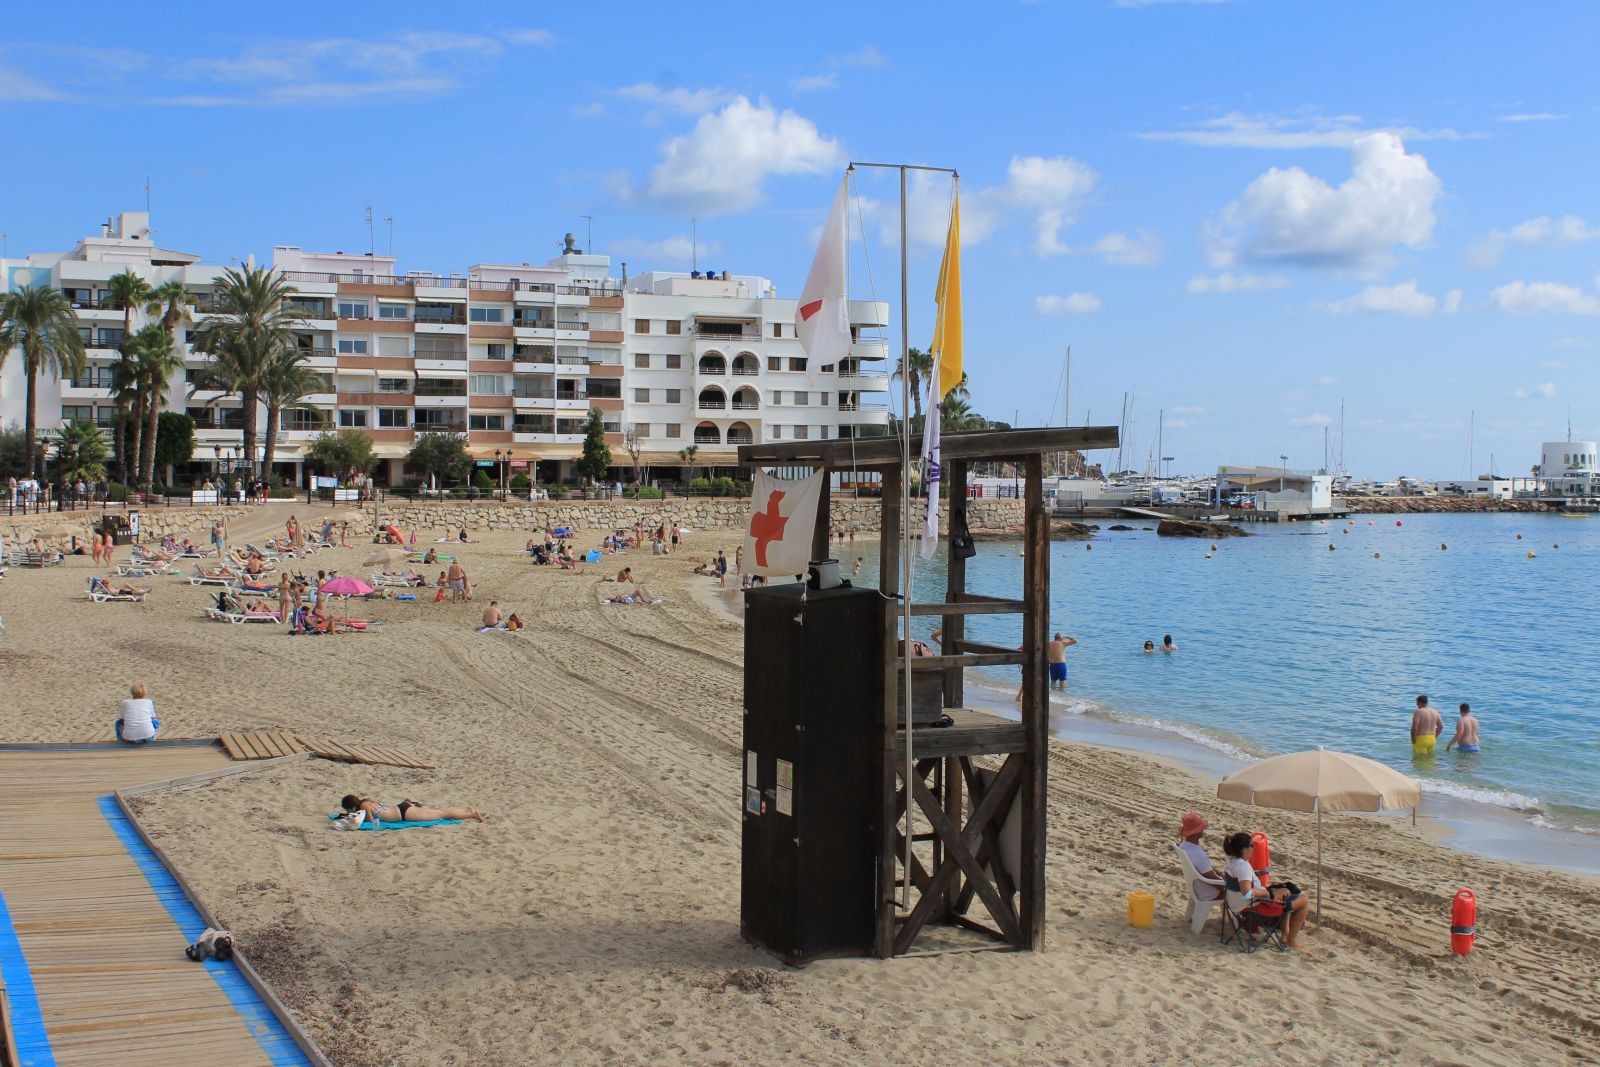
left=666, top=424, right=682, bottom=439
left=771, top=391, right=782, bottom=405
left=60, top=405, right=93, bottom=423
left=414, top=377, right=467, bottom=397
left=337, top=338, right=369, bottom=355
left=788, top=357, right=807, bottom=373
left=794, top=392, right=809, bottom=406
left=634, top=388, right=651, bottom=403
left=414, top=303, right=460, bottom=324
left=414, top=408, right=462, bottom=428
left=338, top=300, right=371, bottom=320
left=588, top=312, right=621, bottom=332
left=665, top=389, right=681, bottom=403
left=772, top=322, right=782, bottom=338
left=634, top=353, right=651, bottom=369
left=469, top=306, right=505, bottom=324
left=665, top=320, right=681, bottom=335
left=470, top=374, right=508, bottom=395
left=556, top=417, right=587, bottom=435
left=793, top=425, right=808, bottom=440
left=603, top=418, right=621, bottom=433
left=818, top=392, right=828, bottom=405
left=588, top=347, right=623, bottom=365
left=817, top=425, right=828, bottom=440
left=282, top=410, right=325, bottom=431
left=469, top=413, right=506, bottom=431
left=415, top=336, right=465, bottom=359
left=378, top=377, right=411, bottom=394
left=485, top=343, right=508, bottom=360
left=377, top=335, right=409, bottom=357
left=587, top=378, right=621, bottom=399
left=634, top=319, right=651, bottom=334
left=339, top=409, right=369, bottom=428
left=378, top=303, right=409, bottom=320
left=768, top=357, right=782, bottom=372
left=97, top=329, right=125, bottom=348
left=377, top=408, right=409, bottom=428
left=666, top=354, right=682, bottom=370
left=514, top=413, right=554, bottom=433
left=771, top=425, right=783, bottom=440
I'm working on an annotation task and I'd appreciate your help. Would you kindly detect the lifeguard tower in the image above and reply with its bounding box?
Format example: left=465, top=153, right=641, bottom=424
left=738, top=425, right=1118, bottom=959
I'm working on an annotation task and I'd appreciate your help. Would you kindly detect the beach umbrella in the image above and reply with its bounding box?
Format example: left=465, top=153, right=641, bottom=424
left=1216, top=747, right=1420, bottom=921
left=364, top=548, right=408, bottom=568
left=319, top=576, right=374, bottom=596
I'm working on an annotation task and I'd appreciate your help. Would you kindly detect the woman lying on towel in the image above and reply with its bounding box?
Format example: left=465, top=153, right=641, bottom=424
left=340, top=795, right=485, bottom=824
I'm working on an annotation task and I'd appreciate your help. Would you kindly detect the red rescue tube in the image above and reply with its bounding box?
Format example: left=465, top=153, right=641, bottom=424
left=1452, top=889, right=1476, bottom=955
left=1250, top=831, right=1271, bottom=886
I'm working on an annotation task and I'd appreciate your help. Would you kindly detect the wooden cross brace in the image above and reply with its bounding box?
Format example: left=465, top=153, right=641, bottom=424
left=892, top=753, right=1025, bottom=955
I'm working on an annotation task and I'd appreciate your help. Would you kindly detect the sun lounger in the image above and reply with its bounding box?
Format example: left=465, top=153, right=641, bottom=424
left=204, top=593, right=280, bottom=624
left=370, top=573, right=425, bottom=588
left=87, top=577, right=147, bottom=604
left=116, top=559, right=170, bottom=576
left=189, top=564, right=242, bottom=586
left=14, top=549, right=64, bottom=567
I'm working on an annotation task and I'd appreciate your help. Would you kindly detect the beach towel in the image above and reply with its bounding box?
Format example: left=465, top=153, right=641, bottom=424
left=553, top=527, right=573, bottom=537
left=328, top=813, right=461, bottom=831
left=584, top=549, right=602, bottom=564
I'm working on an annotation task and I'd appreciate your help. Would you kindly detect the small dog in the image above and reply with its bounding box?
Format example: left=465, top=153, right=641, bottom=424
left=185, top=927, right=234, bottom=962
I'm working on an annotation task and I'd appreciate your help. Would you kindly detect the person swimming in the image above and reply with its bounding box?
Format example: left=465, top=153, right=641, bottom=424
left=1444, top=702, right=1481, bottom=754
left=1142, top=640, right=1155, bottom=653
left=1410, top=694, right=1443, bottom=757
left=1161, top=634, right=1178, bottom=653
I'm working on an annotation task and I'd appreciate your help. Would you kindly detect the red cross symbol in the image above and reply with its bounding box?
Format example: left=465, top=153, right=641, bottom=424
left=799, top=299, right=823, bottom=322
left=750, top=490, right=789, bottom=567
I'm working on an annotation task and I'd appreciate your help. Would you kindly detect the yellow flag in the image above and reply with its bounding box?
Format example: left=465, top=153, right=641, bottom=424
left=930, top=184, right=962, bottom=401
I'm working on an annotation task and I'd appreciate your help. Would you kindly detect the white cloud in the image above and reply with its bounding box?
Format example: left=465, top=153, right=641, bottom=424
left=1186, top=271, right=1289, bottom=293
left=0, top=63, right=66, bottom=102
left=1541, top=359, right=1568, bottom=369
left=1085, top=230, right=1163, bottom=266
left=1496, top=112, right=1562, bottom=122
left=500, top=28, right=554, bottom=45
left=1314, top=375, right=1339, bottom=386
left=1316, top=280, right=1460, bottom=317
left=1171, top=404, right=1205, bottom=414
left=860, top=154, right=1097, bottom=253
left=626, top=97, right=844, bottom=215
left=1293, top=413, right=1333, bottom=426
left=1489, top=281, right=1600, bottom=316
left=833, top=46, right=888, bottom=68
left=1204, top=132, right=1441, bottom=270
left=612, top=82, right=736, bottom=116
left=1512, top=382, right=1557, bottom=399
left=1141, top=111, right=1472, bottom=150
left=1550, top=336, right=1593, bottom=349
left=570, top=100, right=605, bottom=118
left=791, top=73, right=837, bottom=92
left=1469, top=214, right=1600, bottom=266
left=1036, top=293, right=1102, bottom=315
left=609, top=235, right=720, bottom=264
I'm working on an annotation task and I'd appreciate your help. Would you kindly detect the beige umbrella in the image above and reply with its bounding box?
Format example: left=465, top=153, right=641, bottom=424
left=1217, top=748, right=1420, bottom=920
left=364, top=547, right=408, bottom=568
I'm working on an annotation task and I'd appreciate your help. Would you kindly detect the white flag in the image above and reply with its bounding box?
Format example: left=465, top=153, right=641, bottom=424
left=796, top=174, right=851, bottom=387
left=744, top=469, right=825, bottom=577
left=920, top=363, right=941, bottom=560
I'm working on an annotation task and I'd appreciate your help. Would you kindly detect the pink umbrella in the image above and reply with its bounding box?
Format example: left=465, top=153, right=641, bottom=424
left=319, top=577, right=375, bottom=596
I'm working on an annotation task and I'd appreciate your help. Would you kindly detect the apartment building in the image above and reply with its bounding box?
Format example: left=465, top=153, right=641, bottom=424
left=0, top=213, right=890, bottom=486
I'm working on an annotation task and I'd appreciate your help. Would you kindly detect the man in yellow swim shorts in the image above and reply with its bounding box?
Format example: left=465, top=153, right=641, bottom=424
left=1410, top=694, right=1443, bottom=757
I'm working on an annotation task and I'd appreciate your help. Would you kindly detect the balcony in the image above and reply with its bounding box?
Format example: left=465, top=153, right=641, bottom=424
left=691, top=323, right=761, bottom=340
left=698, top=399, right=727, bottom=410
left=838, top=371, right=891, bottom=391
left=556, top=320, right=588, bottom=331
left=87, top=336, right=124, bottom=351
left=731, top=401, right=760, bottom=411
left=838, top=401, right=890, bottom=414
left=414, top=306, right=466, bottom=325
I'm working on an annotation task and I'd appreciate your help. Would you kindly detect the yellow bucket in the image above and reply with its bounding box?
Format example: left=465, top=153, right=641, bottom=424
left=1127, top=892, right=1155, bottom=928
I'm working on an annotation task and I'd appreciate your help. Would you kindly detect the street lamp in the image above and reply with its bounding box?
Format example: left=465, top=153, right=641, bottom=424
left=1279, top=454, right=1288, bottom=494
left=1162, top=455, right=1175, bottom=481
left=494, top=449, right=505, bottom=501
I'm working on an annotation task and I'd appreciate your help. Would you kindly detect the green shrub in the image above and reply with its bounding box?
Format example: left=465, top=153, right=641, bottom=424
left=510, top=472, right=531, bottom=490
left=690, top=477, right=712, bottom=492
left=270, top=485, right=297, bottom=499
left=472, top=469, right=493, bottom=490
left=634, top=486, right=663, bottom=499
left=710, top=476, right=736, bottom=497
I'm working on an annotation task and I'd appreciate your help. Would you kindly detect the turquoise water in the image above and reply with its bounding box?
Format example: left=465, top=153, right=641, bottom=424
left=852, top=512, right=1600, bottom=834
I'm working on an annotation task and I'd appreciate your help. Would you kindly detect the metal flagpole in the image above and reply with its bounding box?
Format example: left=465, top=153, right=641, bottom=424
left=849, top=160, right=957, bottom=912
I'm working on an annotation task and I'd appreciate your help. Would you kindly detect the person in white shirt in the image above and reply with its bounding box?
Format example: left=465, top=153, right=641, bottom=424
left=1176, top=812, right=1223, bottom=902
left=116, top=682, right=160, bottom=744
left=1222, top=830, right=1309, bottom=949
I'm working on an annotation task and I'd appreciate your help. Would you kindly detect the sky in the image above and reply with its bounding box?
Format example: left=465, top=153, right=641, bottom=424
left=1, top=1, right=1596, bottom=479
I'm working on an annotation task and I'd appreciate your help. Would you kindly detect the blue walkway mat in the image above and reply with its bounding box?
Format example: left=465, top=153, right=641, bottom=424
left=0, top=887, right=54, bottom=1066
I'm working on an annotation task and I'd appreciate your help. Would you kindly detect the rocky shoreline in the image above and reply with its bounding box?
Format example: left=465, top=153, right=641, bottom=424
left=1346, top=495, right=1556, bottom=514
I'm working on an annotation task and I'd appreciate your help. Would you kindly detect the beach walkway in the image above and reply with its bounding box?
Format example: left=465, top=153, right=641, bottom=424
left=0, top=746, right=304, bottom=1066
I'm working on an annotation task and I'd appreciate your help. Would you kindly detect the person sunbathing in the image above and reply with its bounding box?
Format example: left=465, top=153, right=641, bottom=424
left=243, top=597, right=277, bottom=615
left=340, top=794, right=484, bottom=824
left=104, top=579, right=150, bottom=596
left=198, top=564, right=238, bottom=579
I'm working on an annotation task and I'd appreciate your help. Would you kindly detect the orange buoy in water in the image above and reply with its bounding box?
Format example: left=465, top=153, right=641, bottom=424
left=1452, top=889, right=1477, bottom=955
left=1528, top=551, right=1536, bottom=558
left=1250, top=832, right=1272, bottom=886
left=1396, top=520, right=1403, bottom=526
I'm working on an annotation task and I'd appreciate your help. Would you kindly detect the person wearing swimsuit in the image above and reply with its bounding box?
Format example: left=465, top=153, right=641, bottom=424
left=341, top=795, right=485, bottom=824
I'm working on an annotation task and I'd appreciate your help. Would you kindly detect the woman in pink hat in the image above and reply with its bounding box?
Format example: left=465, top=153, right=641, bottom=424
left=1177, top=812, right=1224, bottom=902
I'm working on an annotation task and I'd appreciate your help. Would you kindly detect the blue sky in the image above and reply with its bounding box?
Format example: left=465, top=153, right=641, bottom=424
left=2, top=1, right=1596, bottom=478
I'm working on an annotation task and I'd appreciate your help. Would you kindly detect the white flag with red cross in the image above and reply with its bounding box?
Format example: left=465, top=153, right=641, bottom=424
left=743, top=469, right=825, bottom=578
left=795, top=174, right=851, bottom=387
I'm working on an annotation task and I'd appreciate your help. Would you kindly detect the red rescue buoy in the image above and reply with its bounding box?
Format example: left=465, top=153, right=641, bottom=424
left=1396, top=520, right=1403, bottom=526
left=1452, top=889, right=1476, bottom=955
left=1250, top=831, right=1271, bottom=886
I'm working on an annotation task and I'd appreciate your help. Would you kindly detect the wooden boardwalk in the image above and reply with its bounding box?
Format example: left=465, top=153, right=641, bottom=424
left=0, top=747, right=303, bottom=1066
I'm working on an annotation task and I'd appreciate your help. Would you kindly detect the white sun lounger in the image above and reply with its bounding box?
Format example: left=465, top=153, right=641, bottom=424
left=205, top=607, right=279, bottom=624
left=87, top=579, right=147, bottom=604
left=189, top=565, right=242, bottom=586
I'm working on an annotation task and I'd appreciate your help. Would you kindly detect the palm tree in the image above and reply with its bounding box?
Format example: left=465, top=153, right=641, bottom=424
left=259, top=348, right=322, bottom=478
left=0, top=286, right=87, bottom=476
left=107, top=269, right=154, bottom=353
left=891, top=346, right=933, bottom=425
left=190, top=265, right=301, bottom=478
left=109, top=347, right=142, bottom=485
left=49, top=420, right=109, bottom=486
left=152, top=279, right=192, bottom=339
left=130, top=325, right=185, bottom=487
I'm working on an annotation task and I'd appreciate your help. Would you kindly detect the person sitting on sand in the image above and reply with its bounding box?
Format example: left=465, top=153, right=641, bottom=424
left=1161, top=634, right=1178, bottom=653
left=458, top=528, right=474, bottom=543
left=1176, top=812, right=1224, bottom=903
left=434, top=571, right=449, bottom=602
left=1444, top=702, right=1482, bottom=753
left=482, top=601, right=501, bottom=628
left=116, top=682, right=160, bottom=744
left=505, top=613, right=523, bottom=631
left=340, top=795, right=484, bottom=824
left=556, top=546, right=576, bottom=571
left=617, top=566, right=633, bottom=584
left=1143, top=640, right=1156, bottom=653
left=1222, top=830, right=1308, bottom=949
left=422, top=548, right=439, bottom=566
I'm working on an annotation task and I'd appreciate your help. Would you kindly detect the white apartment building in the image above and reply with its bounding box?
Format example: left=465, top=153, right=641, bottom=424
left=0, top=214, right=891, bottom=486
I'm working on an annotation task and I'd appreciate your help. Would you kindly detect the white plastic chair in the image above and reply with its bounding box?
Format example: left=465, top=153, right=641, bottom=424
left=1174, top=843, right=1226, bottom=934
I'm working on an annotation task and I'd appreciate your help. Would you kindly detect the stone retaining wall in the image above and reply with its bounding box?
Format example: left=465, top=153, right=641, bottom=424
left=1, top=505, right=253, bottom=549
left=375, top=497, right=1026, bottom=536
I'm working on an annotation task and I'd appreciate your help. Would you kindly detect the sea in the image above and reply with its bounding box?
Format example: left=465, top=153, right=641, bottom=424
left=845, top=511, right=1600, bottom=873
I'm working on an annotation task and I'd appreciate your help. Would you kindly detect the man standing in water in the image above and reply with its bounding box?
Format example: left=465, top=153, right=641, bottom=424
left=1444, top=703, right=1482, bottom=753
left=1410, top=694, right=1443, bottom=757
left=1047, top=633, right=1078, bottom=691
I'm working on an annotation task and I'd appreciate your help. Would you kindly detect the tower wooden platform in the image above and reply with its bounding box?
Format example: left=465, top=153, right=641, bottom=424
left=741, top=425, right=1118, bottom=957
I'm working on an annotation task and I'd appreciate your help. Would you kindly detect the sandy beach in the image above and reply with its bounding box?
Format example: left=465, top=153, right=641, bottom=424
left=2, top=508, right=1597, bottom=1066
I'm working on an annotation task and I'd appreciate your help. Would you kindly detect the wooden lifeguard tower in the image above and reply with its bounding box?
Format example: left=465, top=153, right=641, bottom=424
left=739, top=425, right=1118, bottom=958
